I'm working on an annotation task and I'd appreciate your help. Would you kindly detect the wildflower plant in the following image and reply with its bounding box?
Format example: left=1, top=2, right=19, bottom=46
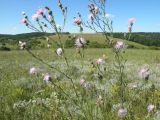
left=17, top=0, right=160, bottom=119
left=21, top=0, right=69, bottom=66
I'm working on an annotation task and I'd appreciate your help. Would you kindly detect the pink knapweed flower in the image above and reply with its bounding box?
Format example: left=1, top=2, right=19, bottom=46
left=32, top=13, right=39, bottom=21
left=115, top=41, right=125, bottom=49
left=29, top=67, right=37, bottom=75
left=36, top=8, right=44, bottom=15
left=128, top=18, right=135, bottom=32
left=128, top=18, right=136, bottom=24
left=138, top=67, right=149, bottom=80
left=88, top=4, right=99, bottom=15
left=80, top=79, right=85, bottom=85
left=43, top=73, right=52, bottom=82
left=118, top=108, right=127, bottom=118
left=21, top=18, right=27, bottom=24
left=147, top=104, right=155, bottom=113
left=75, top=37, right=86, bottom=47
left=73, top=17, right=82, bottom=26
left=96, top=58, right=104, bottom=65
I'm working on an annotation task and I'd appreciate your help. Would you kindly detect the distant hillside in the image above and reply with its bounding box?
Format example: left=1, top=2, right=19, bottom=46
left=0, top=32, right=52, bottom=41
left=113, top=32, right=160, bottom=47
left=0, top=32, right=160, bottom=50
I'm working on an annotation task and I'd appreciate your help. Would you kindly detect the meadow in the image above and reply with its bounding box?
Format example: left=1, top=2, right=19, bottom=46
left=0, top=48, right=160, bottom=120
left=1, top=0, right=160, bottom=119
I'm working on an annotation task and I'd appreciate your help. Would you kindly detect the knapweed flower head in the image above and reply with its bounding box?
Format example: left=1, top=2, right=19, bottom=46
left=45, top=6, right=52, bottom=16
left=88, top=4, right=99, bottom=15
left=128, top=18, right=136, bottom=24
left=62, top=7, right=67, bottom=14
left=21, top=12, right=28, bottom=26
left=58, top=0, right=63, bottom=9
left=138, top=67, right=150, bottom=80
left=75, top=37, right=86, bottom=47
left=73, top=17, right=82, bottom=26
left=43, top=73, right=52, bottom=83
left=57, top=0, right=67, bottom=15
left=56, top=48, right=63, bottom=56
left=96, top=58, right=104, bottom=65
left=29, top=67, right=37, bottom=75
left=36, top=8, right=45, bottom=16
left=128, top=18, right=136, bottom=32
left=21, top=18, right=27, bottom=24
left=118, top=108, right=127, bottom=118
left=147, top=104, right=155, bottom=113
left=88, top=13, right=94, bottom=24
left=80, top=79, right=86, bottom=85
left=115, top=41, right=125, bottom=49
left=32, top=13, right=39, bottom=21
left=21, top=11, right=28, bottom=19
left=58, top=2, right=62, bottom=8
left=43, top=6, right=52, bottom=18
left=19, top=41, right=26, bottom=50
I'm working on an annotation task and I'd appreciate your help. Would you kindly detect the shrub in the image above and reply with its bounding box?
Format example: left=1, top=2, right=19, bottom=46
left=65, top=39, right=75, bottom=48
left=88, top=41, right=106, bottom=48
left=0, top=46, right=11, bottom=51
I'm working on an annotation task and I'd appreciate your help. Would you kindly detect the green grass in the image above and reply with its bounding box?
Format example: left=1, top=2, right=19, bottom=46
left=0, top=48, right=160, bottom=119
left=0, top=48, right=159, bottom=63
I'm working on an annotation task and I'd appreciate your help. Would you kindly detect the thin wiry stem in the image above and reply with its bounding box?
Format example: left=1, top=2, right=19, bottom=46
left=26, top=49, right=78, bottom=99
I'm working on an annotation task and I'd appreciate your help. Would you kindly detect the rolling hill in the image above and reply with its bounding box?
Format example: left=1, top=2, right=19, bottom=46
left=0, top=32, right=160, bottom=50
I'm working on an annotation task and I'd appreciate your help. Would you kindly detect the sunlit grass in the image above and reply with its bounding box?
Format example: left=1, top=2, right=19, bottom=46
left=0, top=48, right=160, bottom=119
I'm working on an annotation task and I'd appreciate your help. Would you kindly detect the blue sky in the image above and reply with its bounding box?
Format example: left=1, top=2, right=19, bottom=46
left=0, top=0, right=160, bottom=34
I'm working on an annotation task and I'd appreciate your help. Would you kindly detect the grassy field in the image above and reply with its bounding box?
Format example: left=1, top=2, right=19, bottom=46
left=0, top=48, right=160, bottom=119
